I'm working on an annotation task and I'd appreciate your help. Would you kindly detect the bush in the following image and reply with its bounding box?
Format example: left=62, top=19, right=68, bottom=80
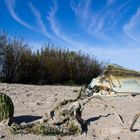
left=0, top=31, right=106, bottom=85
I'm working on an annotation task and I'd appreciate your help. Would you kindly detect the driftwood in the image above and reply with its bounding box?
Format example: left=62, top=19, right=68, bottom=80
left=53, top=85, right=86, bottom=111
left=130, top=113, right=140, bottom=132
left=82, top=95, right=124, bottom=125
left=10, top=110, right=83, bottom=135
left=52, top=85, right=124, bottom=124
left=9, top=87, right=86, bottom=135
left=8, top=86, right=87, bottom=136
left=9, top=122, right=73, bottom=135
left=9, top=85, right=125, bottom=136
left=52, top=86, right=124, bottom=126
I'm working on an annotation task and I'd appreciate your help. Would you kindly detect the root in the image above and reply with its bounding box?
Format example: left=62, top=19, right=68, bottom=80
left=9, top=85, right=87, bottom=136
left=8, top=85, right=125, bottom=136
left=53, top=85, right=86, bottom=111
left=53, top=87, right=124, bottom=126
left=130, top=113, right=140, bottom=132
left=9, top=119, right=81, bottom=136
left=82, top=95, right=124, bottom=125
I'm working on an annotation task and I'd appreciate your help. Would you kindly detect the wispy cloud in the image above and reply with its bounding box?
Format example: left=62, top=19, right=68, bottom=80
left=70, top=0, right=109, bottom=40
left=5, top=0, right=35, bottom=31
left=123, top=8, right=140, bottom=42
left=29, top=3, right=54, bottom=40
left=70, top=0, right=91, bottom=25
left=70, top=0, right=131, bottom=41
left=107, top=0, right=116, bottom=6
left=47, top=1, right=82, bottom=48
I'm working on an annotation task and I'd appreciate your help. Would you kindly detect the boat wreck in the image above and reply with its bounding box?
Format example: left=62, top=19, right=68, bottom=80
left=87, top=64, right=140, bottom=96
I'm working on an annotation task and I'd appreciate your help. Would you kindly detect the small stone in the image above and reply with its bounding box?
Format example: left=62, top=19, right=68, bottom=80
left=0, top=135, right=5, bottom=139
left=36, top=102, right=41, bottom=105
left=57, top=138, right=61, bottom=140
left=73, top=89, right=78, bottom=92
left=26, top=93, right=31, bottom=97
left=93, top=134, right=96, bottom=138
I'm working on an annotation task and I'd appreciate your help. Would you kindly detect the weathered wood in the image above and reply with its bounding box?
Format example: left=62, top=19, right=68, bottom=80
left=130, top=113, right=140, bottom=132
left=82, top=95, right=124, bottom=125
left=53, top=85, right=86, bottom=111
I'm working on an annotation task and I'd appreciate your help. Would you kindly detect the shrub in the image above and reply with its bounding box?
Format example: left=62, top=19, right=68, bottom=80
left=0, top=31, right=106, bottom=85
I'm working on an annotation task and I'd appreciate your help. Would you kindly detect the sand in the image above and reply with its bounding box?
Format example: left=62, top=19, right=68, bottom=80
left=0, top=83, right=140, bottom=140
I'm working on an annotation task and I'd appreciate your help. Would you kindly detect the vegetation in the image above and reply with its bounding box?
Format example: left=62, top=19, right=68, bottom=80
left=0, top=31, right=106, bottom=85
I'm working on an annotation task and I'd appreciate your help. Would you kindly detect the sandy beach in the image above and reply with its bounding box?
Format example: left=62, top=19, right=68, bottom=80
left=0, top=83, right=140, bottom=140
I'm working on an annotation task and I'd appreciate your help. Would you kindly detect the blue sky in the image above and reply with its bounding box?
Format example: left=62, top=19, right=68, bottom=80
left=0, top=0, right=140, bottom=70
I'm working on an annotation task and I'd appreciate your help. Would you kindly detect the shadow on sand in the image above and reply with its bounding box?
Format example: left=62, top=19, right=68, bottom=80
left=13, top=115, right=42, bottom=124
left=85, top=114, right=111, bottom=125
left=81, top=114, right=111, bottom=134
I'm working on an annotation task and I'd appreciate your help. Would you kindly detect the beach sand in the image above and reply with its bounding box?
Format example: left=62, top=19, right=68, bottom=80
left=0, top=83, right=140, bottom=140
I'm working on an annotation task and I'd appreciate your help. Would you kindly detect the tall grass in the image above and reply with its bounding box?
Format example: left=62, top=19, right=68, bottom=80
left=0, top=32, right=106, bottom=85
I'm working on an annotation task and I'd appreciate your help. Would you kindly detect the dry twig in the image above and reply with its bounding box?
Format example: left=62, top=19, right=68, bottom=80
left=130, top=113, right=140, bottom=132
left=82, top=95, right=124, bottom=125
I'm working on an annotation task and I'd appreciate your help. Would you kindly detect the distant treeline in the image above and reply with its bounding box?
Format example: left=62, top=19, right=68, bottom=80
left=0, top=32, right=106, bottom=85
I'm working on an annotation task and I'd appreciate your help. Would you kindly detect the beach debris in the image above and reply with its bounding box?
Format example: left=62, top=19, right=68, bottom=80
left=130, top=113, right=140, bottom=132
left=82, top=95, right=124, bottom=125
left=8, top=87, right=87, bottom=135
left=87, top=64, right=140, bottom=96
left=10, top=101, right=83, bottom=136
left=0, top=93, right=14, bottom=125
left=53, top=85, right=86, bottom=111
left=73, top=89, right=79, bottom=92
left=8, top=85, right=124, bottom=136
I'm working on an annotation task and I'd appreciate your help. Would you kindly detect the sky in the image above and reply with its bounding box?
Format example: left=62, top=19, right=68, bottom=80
left=0, top=0, right=140, bottom=70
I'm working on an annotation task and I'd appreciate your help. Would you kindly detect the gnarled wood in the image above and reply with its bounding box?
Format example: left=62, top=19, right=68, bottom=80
left=130, top=113, right=140, bottom=132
